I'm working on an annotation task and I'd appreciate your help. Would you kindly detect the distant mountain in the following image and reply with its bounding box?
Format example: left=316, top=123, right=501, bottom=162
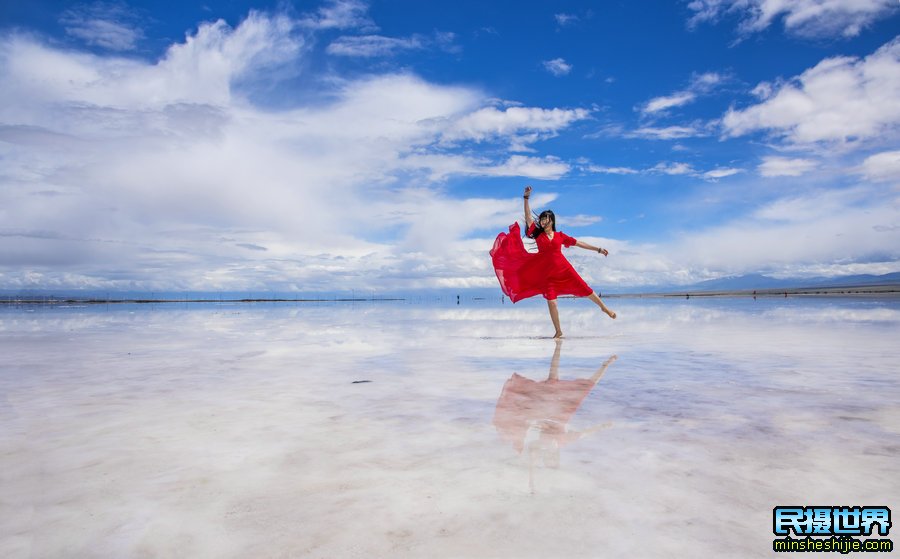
left=688, top=273, right=798, bottom=291
left=664, top=272, right=900, bottom=293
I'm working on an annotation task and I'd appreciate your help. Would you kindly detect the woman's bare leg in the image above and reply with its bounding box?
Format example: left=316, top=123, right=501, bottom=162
left=587, top=292, right=616, bottom=319
left=547, top=298, right=563, bottom=338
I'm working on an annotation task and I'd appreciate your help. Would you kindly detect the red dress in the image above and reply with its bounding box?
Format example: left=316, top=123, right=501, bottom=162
left=490, top=222, right=593, bottom=302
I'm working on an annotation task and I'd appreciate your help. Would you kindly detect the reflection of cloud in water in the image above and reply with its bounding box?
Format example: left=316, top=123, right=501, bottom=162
left=1, top=298, right=898, bottom=557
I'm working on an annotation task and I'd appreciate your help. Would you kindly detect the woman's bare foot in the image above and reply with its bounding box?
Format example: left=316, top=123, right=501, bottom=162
left=598, top=301, right=616, bottom=319
left=553, top=330, right=564, bottom=339
left=587, top=292, right=617, bottom=319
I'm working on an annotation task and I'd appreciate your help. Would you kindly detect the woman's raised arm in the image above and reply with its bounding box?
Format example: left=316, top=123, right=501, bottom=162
left=523, top=185, right=534, bottom=230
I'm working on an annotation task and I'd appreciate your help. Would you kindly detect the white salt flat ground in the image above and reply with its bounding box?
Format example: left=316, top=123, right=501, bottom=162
left=1, top=297, right=898, bottom=558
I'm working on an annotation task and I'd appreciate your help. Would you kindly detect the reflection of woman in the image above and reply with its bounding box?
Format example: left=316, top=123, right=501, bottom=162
left=490, top=186, right=616, bottom=338
left=492, top=340, right=616, bottom=491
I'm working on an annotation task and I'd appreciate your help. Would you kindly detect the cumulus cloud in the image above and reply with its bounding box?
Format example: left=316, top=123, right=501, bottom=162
left=572, top=185, right=900, bottom=288
left=0, top=12, right=583, bottom=292
left=687, top=0, right=898, bottom=39
left=543, top=58, right=573, bottom=76
left=59, top=2, right=144, bottom=51
left=680, top=187, right=900, bottom=273
left=722, top=38, right=900, bottom=146
left=0, top=11, right=305, bottom=111
left=488, top=155, right=570, bottom=178
left=758, top=156, right=818, bottom=177
left=441, top=106, right=590, bottom=146
left=398, top=154, right=571, bottom=181
left=861, top=150, right=900, bottom=182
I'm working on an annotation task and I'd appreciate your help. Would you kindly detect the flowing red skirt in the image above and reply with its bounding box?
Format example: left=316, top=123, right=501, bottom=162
left=490, top=222, right=593, bottom=302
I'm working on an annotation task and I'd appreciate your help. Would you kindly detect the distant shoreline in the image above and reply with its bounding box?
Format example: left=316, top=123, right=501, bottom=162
left=2, top=283, right=899, bottom=305
left=608, top=284, right=900, bottom=299
left=0, top=297, right=405, bottom=305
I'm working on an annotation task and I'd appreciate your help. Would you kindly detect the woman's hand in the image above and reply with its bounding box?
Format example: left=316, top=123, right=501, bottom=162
left=524, top=185, right=532, bottom=198
left=598, top=247, right=609, bottom=257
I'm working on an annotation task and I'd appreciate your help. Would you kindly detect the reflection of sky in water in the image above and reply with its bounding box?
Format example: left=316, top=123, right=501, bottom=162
left=2, top=298, right=898, bottom=558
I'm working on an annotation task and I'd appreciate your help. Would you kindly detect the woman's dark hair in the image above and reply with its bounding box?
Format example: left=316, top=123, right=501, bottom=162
left=528, top=210, right=556, bottom=239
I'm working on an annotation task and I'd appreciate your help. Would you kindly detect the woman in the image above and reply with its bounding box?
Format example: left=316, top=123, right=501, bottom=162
left=490, top=185, right=616, bottom=338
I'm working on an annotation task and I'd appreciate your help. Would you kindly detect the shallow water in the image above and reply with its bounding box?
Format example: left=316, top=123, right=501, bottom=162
left=2, top=297, right=898, bottom=558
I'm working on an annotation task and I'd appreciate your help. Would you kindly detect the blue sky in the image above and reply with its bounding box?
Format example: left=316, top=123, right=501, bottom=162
left=1, top=0, right=899, bottom=292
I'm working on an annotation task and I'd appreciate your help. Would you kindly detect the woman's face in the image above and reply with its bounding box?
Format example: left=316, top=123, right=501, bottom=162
left=540, top=214, right=552, bottom=228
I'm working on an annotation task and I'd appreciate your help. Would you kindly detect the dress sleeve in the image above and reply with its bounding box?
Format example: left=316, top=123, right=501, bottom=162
left=559, top=231, right=577, bottom=247
left=526, top=222, right=537, bottom=237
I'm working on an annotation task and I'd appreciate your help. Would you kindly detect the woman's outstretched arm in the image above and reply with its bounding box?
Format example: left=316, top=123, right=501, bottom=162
left=575, top=239, right=608, bottom=257
left=523, top=185, right=534, bottom=230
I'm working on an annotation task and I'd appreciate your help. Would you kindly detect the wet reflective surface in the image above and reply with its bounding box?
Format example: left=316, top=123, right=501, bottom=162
left=2, top=297, right=898, bottom=558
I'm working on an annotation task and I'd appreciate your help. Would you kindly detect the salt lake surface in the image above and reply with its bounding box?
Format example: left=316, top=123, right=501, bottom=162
left=2, top=296, right=898, bottom=558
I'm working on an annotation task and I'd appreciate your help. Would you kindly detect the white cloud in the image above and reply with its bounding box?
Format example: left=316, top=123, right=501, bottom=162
left=554, top=13, right=579, bottom=26
left=576, top=185, right=900, bottom=287
left=687, top=0, right=899, bottom=39
left=299, top=0, right=375, bottom=31
left=861, top=150, right=900, bottom=182
left=752, top=187, right=869, bottom=222
left=584, top=161, right=742, bottom=181
left=398, top=154, right=570, bottom=181
left=327, top=31, right=459, bottom=57
left=586, top=165, right=640, bottom=175
left=722, top=37, right=900, bottom=146
left=433, top=31, right=461, bottom=54
left=628, top=125, right=704, bottom=139
left=564, top=214, right=603, bottom=226
left=642, top=92, right=696, bottom=114
left=702, top=167, right=743, bottom=180
left=441, top=106, right=590, bottom=145
left=0, top=15, right=588, bottom=292
left=758, top=156, right=818, bottom=177
left=543, top=58, right=572, bottom=76
left=0, top=11, right=305, bottom=111
left=652, top=162, right=695, bottom=175
left=682, top=192, right=900, bottom=273
left=640, top=72, right=725, bottom=115
left=59, top=3, right=144, bottom=51
left=583, top=123, right=625, bottom=139
left=489, top=155, right=570, bottom=179
left=327, top=34, right=424, bottom=57
left=692, top=71, right=724, bottom=88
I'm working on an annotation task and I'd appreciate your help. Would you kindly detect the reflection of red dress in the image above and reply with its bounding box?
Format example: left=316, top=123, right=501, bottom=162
left=490, top=222, right=593, bottom=302
left=492, top=373, right=595, bottom=453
